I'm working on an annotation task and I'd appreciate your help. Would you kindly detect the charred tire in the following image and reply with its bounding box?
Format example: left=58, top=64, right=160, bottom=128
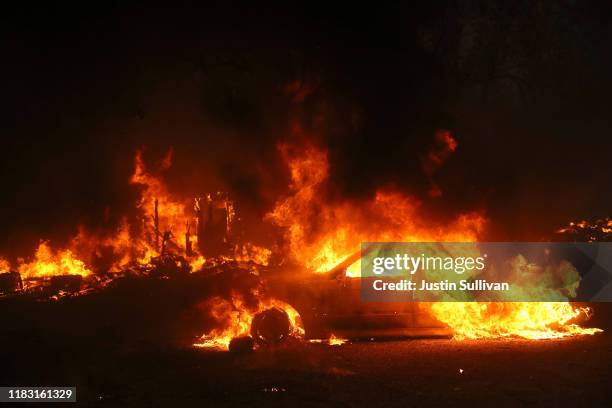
left=250, top=307, right=291, bottom=346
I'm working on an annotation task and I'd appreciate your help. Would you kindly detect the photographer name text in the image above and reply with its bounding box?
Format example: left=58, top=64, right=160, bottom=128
left=372, top=279, right=510, bottom=292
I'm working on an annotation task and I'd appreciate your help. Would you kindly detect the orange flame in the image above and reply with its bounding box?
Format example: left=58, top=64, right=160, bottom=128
left=328, top=333, right=348, bottom=345
left=309, top=333, right=348, bottom=346
left=430, top=302, right=602, bottom=340
left=0, top=257, right=12, bottom=272
left=266, top=142, right=601, bottom=340
left=130, top=149, right=196, bottom=254
left=265, top=143, right=484, bottom=275
left=5, top=143, right=602, bottom=343
left=234, top=243, right=272, bottom=266
left=9, top=150, right=209, bottom=285
left=194, top=292, right=304, bottom=350
left=17, top=241, right=92, bottom=279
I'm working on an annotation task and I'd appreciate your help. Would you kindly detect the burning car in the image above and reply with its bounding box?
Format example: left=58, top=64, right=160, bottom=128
left=261, top=262, right=452, bottom=341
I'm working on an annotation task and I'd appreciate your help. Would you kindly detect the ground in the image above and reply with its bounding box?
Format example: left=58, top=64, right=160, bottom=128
left=3, top=334, right=611, bottom=407
left=1, top=282, right=611, bottom=407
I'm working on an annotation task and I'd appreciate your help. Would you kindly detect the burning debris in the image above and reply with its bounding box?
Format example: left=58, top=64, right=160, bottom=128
left=48, top=274, right=83, bottom=294
left=0, top=141, right=604, bottom=351
left=0, top=149, right=267, bottom=296
left=556, top=219, right=612, bottom=242
left=0, top=271, right=22, bottom=295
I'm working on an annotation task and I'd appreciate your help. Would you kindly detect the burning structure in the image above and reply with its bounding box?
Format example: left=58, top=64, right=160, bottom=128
left=196, top=193, right=234, bottom=258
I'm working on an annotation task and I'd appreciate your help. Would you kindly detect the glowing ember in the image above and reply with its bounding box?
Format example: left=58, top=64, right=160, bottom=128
left=328, top=334, right=348, bottom=346
left=310, top=334, right=348, bottom=346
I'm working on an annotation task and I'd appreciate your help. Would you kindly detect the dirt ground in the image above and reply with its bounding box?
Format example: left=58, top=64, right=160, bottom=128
left=1, top=284, right=611, bottom=407
left=2, top=331, right=611, bottom=407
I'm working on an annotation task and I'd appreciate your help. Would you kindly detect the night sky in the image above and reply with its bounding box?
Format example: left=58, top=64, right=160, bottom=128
left=2, top=1, right=612, bottom=257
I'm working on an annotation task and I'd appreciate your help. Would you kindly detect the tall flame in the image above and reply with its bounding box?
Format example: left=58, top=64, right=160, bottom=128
left=130, top=149, right=194, bottom=246
left=266, top=142, right=601, bottom=340
left=4, top=149, right=272, bottom=286
left=6, top=150, right=201, bottom=282
left=266, top=146, right=485, bottom=276
left=265, top=144, right=484, bottom=275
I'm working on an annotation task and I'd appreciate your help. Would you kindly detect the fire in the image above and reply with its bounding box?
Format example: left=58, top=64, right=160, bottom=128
left=3, top=141, right=602, bottom=344
left=193, top=296, right=253, bottom=350
left=131, top=149, right=189, bottom=228
left=265, top=144, right=485, bottom=276
left=4, top=148, right=274, bottom=292
left=0, top=257, right=10, bottom=272
left=267, top=141, right=601, bottom=340
left=328, top=334, right=348, bottom=346
left=234, top=243, right=272, bottom=266
left=11, top=151, right=182, bottom=282
left=68, top=219, right=144, bottom=273
left=130, top=149, right=196, bottom=255
left=430, top=302, right=602, bottom=340
left=557, top=218, right=612, bottom=242
left=194, top=293, right=304, bottom=350
left=188, top=255, right=206, bottom=271
left=309, top=334, right=348, bottom=346
left=17, top=241, right=92, bottom=279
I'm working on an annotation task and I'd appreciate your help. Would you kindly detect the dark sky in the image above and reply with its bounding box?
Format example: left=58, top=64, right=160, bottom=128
left=2, top=1, right=612, bottom=256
